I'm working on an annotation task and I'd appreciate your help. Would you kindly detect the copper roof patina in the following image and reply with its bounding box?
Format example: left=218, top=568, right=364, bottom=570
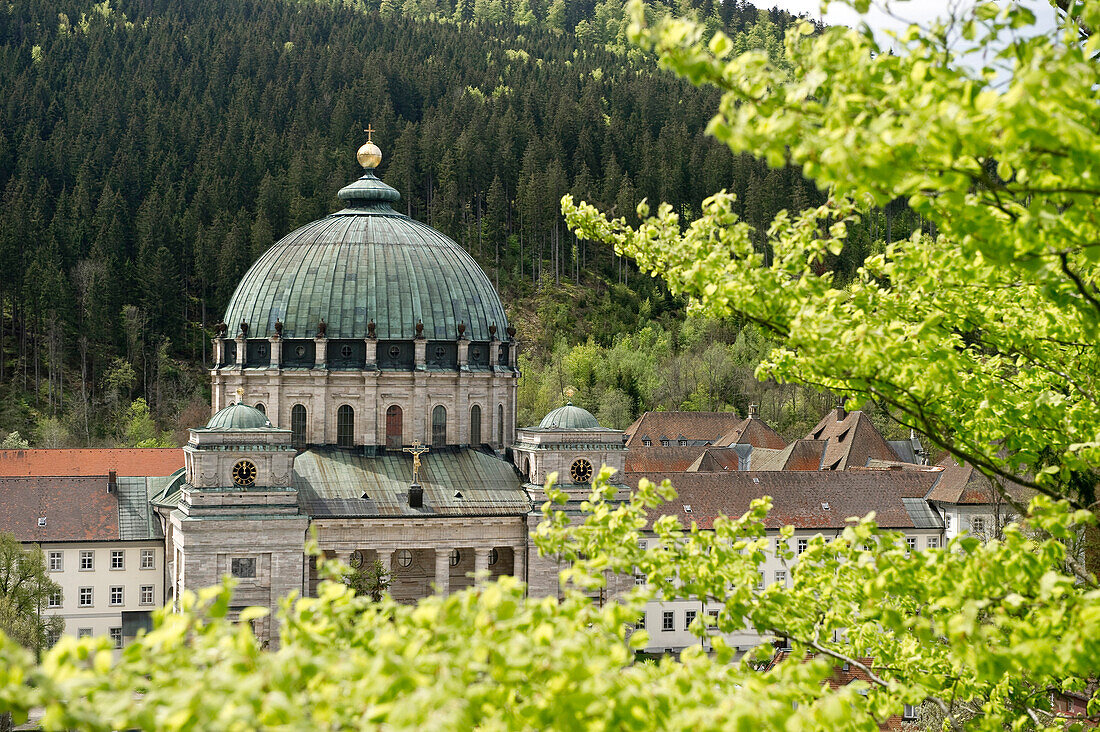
left=222, top=161, right=510, bottom=342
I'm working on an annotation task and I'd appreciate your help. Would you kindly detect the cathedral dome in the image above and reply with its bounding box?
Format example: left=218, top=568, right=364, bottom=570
left=222, top=149, right=509, bottom=343
left=205, top=402, right=273, bottom=430
left=538, top=403, right=601, bottom=430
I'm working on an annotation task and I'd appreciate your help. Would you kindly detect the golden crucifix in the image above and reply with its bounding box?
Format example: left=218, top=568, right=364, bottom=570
left=403, top=439, right=429, bottom=484
left=363, top=124, right=375, bottom=143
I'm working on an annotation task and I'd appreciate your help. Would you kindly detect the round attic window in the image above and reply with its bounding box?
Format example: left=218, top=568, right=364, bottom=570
left=295, top=345, right=306, bottom=357
left=340, top=344, right=352, bottom=358
left=389, top=345, right=401, bottom=359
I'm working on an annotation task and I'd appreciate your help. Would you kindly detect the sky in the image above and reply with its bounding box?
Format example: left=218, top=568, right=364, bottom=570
left=762, top=0, right=1059, bottom=51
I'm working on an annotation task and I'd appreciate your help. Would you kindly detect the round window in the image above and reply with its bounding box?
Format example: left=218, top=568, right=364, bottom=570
left=295, top=345, right=306, bottom=357
left=449, top=549, right=460, bottom=567
left=389, top=345, right=401, bottom=359
left=570, top=458, right=593, bottom=484
left=350, top=550, right=364, bottom=568
left=471, top=347, right=482, bottom=360
left=257, top=344, right=268, bottom=357
left=434, top=346, right=446, bottom=359
left=396, top=549, right=413, bottom=568
left=488, top=548, right=498, bottom=566
left=340, top=344, right=352, bottom=358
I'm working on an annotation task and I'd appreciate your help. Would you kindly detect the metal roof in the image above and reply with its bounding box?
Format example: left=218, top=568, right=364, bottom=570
left=901, top=497, right=943, bottom=529
left=293, top=447, right=528, bottom=518
left=537, top=403, right=601, bottom=430
left=116, top=476, right=167, bottom=540
left=203, top=403, right=273, bottom=430
left=222, top=171, right=509, bottom=342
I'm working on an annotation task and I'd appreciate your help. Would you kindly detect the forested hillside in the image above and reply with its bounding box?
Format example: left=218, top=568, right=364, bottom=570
left=0, top=0, right=924, bottom=446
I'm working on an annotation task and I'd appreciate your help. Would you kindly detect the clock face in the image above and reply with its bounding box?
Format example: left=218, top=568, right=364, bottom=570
left=232, top=460, right=257, bottom=487
left=570, top=458, right=593, bottom=484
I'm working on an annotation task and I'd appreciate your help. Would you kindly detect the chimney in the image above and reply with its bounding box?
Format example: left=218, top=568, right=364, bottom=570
left=408, top=484, right=424, bottom=509
left=108, top=470, right=117, bottom=493
left=836, top=397, right=848, bottom=421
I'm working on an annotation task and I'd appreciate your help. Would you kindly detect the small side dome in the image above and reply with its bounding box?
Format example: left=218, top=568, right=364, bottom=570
left=206, top=403, right=272, bottom=430
left=538, top=403, right=600, bottom=430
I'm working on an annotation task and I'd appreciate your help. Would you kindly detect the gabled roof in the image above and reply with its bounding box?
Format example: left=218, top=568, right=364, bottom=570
left=924, top=457, right=1031, bottom=505
left=294, top=447, right=527, bottom=518
left=0, top=449, right=184, bottom=477
left=623, top=412, right=744, bottom=448
left=716, top=417, right=787, bottom=450
left=686, top=445, right=750, bottom=472
left=749, top=440, right=827, bottom=471
left=626, top=470, right=941, bottom=530
left=624, top=446, right=707, bottom=473
left=805, top=410, right=902, bottom=471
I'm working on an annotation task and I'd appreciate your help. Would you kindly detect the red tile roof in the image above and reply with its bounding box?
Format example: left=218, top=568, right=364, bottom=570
left=750, top=440, right=827, bottom=471
left=625, top=446, right=707, bottom=473
left=805, top=410, right=901, bottom=470
left=687, top=447, right=743, bottom=472
left=717, top=417, right=787, bottom=450
left=626, top=470, right=941, bottom=530
left=624, top=412, right=744, bottom=448
left=924, top=457, right=1030, bottom=505
left=0, top=449, right=183, bottom=477
left=0, top=476, right=120, bottom=541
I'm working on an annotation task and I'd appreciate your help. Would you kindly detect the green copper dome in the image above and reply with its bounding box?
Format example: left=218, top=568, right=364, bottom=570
left=205, top=403, right=273, bottom=430
left=538, top=403, right=601, bottom=430
left=222, top=168, right=510, bottom=342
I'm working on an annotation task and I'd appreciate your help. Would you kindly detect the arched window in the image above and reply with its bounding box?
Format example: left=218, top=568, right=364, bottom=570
left=386, top=405, right=403, bottom=449
left=469, top=405, right=481, bottom=445
left=254, top=403, right=266, bottom=416
left=291, top=405, right=307, bottom=448
left=497, top=404, right=505, bottom=447
left=432, top=405, right=447, bottom=447
left=336, top=405, right=354, bottom=448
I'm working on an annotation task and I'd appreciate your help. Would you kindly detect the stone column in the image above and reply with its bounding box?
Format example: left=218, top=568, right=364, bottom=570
left=314, top=337, right=328, bottom=369
left=513, top=544, right=526, bottom=586
left=434, top=548, right=451, bottom=595
left=457, top=339, right=470, bottom=371
left=213, top=337, right=224, bottom=367
left=474, top=547, right=492, bottom=583
left=365, top=337, right=378, bottom=369
left=235, top=334, right=246, bottom=367
left=269, top=336, right=281, bottom=370
left=414, top=339, right=427, bottom=371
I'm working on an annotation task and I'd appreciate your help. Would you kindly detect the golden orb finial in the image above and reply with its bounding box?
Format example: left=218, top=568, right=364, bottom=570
left=357, top=124, right=382, bottom=169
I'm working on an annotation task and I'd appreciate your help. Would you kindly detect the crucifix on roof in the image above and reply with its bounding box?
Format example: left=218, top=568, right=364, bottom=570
left=403, top=439, right=429, bottom=485
left=363, top=124, right=375, bottom=143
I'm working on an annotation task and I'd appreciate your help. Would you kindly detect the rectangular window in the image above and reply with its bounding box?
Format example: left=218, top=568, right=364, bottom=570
left=797, top=538, right=808, bottom=555
left=79, top=587, right=93, bottom=607
left=774, top=537, right=785, bottom=555
left=928, top=537, right=939, bottom=549
left=109, top=627, right=122, bottom=649
left=905, top=537, right=917, bottom=554
left=141, top=549, right=155, bottom=570
left=47, top=590, right=62, bottom=608
left=685, top=610, right=696, bottom=630
left=77, top=628, right=92, bottom=639
left=48, top=551, right=63, bottom=572
left=662, top=611, right=674, bottom=631
left=971, top=517, right=985, bottom=534
left=945, top=513, right=951, bottom=530
left=635, top=614, right=646, bottom=630
left=231, top=557, right=256, bottom=578
left=634, top=572, right=646, bottom=586
left=757, top=571, right=765, bottom=590
left=775, top=570, right=787, bottom=586
left=903, top=704, right=917, bottom=720
left=111, top=550, right=124, bottom=570
left=109, top=586, right=124, bottom=606
left=80, top=550, right=94, bottom=571
left=141, top=585, right=155, bottom=605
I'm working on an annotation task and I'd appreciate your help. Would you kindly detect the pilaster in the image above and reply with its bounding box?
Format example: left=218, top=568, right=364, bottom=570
left=434, top=548, right=451, bottom=595
left=269, top=336, right=281, bottom=370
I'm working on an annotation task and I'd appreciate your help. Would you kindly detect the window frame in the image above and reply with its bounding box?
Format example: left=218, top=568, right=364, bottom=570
left=661, top=611, right=675, bottom=632
left=685, top=610, right=696, bottom=631
left=48, top=551, right=63, bottom=572
left=336, top=404, right=355, bottom=448
left=47, top=590, right=62, bottom=608
left=111, top=550, right=124, bottom=570
left=78, top=587, right=93, bottom=607
left=291, top=404, right=308, bottom=448
left=109, top=586, right=124, bottom=606
left=109, top=627, right=123, bottom=649
left=140, top=585, right=155, bottom=605
left=79, top=550, right=94, bottom=571
left=231, top=557, right=257, bottom=579
left=797, top=538, right=808, bottom=555
left=431, top=404, right=447, bottom=447
left=140, top=548, right=155, bottom=570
